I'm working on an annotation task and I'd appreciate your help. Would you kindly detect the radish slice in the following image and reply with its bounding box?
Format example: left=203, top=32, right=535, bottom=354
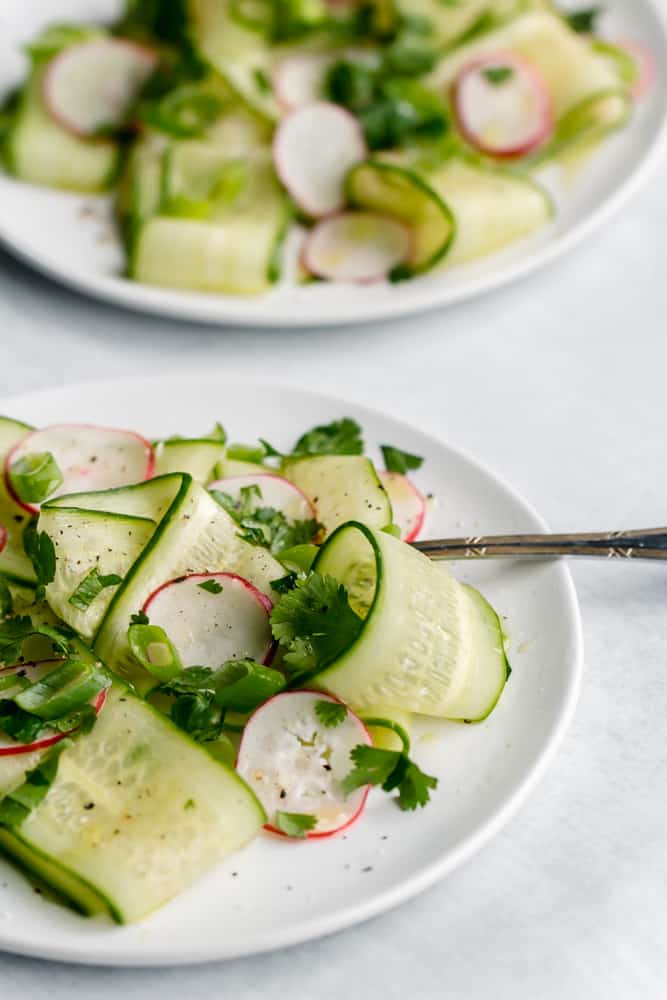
left=5, top=424, right=155, bottom=514
left=452, top=53, right=554, bottom=159
left=236, top=691, right=372, bottom=838
left=303, top=211, right=412, bottom=283
left=618, top=40, right=657, bottom=99
left=143, top=573, right=274, bottom=668
left=379, top=471, right=426, bottom=543
left=273, top=103, right=367, bottom=217
left=43, top=38, right=158, bottom=138
left=0, top=662, right=108, bottom=757
left=0, top=523, right=6, bottom=554
left=208, top=473, right=315, bottom=522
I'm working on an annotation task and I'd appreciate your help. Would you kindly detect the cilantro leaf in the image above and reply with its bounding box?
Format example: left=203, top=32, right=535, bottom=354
left=270, top=573, right=363, bottom=673
left=270, top=572, right=298, bottom=594
left=315, top=699, right=347, bottom=728
left=160, top=659, right=285, bottom=714
left=291, top=418, right=364, bottom=457
left=274, top=810, right=317, bottom=838
left=170, top=691, right=223, bottom=743
left=68, top=568, right=123, bottom=611
left=0, top=615, right=71, bottom=667
left=380, top=445, right=424, bottom=475
left=566, top=6, right=601, bottom=33
left=23, top=522, right=56, bottom=600
left=0, top=699, right=46, bottom=744
left=130, top=609, right=149, bottom=626
left=198, top=579, right=223, bottom=594
left=211, top=487, right=320, bottom=556
left=482, top=66, right=513, bottom=85
left=342, top=737, right=438, bottom=812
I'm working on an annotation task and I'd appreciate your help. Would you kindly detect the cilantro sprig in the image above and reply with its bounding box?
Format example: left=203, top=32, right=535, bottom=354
left=380, top=444, right=424, bottom=475
left=23, top=522, right=56, bottom=601
left=274, top=810, right=318, bottom=838
left=270, top=572, right=363, bottom=674
left=343, top=717, right=438, bottom=811
left=314, top=699, right=347, bottom=728
left=211, top=484, right=320, bottom=556
left=68, top=568, right=123, bottom=611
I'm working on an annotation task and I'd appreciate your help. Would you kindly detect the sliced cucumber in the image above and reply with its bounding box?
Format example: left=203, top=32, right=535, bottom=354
left=133, top=155, right=291, bottom=295
left=396, top=0, right=528, bottom=50
left=346, top=160, right=455, bottom=276
left=39, top=504, right=156, bottom=640
left=428, top=10, right=630, bottom=156
left=0, top=416, right=36, bottom=585
left=282, top=456, right=392, bottom=538
left=153, top=438, right=226, bottom=481
left=311, top=522, right=509, bottom=721
left=6, top=69, right=118, bottom=192
left=116, top=134, right=166, bottom=247
left=0, top=676, right=265, bottom=922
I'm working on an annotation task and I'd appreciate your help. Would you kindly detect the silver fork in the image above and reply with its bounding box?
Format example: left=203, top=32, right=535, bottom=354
left=412, top=528, right=667, bottom=561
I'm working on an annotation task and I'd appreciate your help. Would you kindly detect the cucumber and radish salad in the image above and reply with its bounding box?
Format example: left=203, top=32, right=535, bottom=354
left=0, top=1, right=652, bottom=295
left=0, top=410, right=511, bottom=923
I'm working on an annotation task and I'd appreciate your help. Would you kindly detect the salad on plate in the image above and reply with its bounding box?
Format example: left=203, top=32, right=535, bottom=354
left=0, top=412, right=510, bottom=923
left=0, top=0, right=654, bottom=295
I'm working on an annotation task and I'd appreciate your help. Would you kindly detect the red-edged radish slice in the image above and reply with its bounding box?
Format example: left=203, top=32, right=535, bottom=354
left=236, top=691, right=372, bottom=838
left=143, top=572, right=274, bottom=668
left=42, top=38, right=158, bottom=138
left=5, top=424, right=155, bottom=514
left=618, top=40, right=657, bottom=99
left=379, top=471, right=426, bottom=542
left=0, top=522, right=6, bottom=554
left=452, top=53, right=554, bottom=159
left=208, top=473, right=315, bottom=523
left=0, top=662, right=108, bottom=757
left=273, top=102, right=367, bottom=217
left=303, top=211, right=412, bottom=283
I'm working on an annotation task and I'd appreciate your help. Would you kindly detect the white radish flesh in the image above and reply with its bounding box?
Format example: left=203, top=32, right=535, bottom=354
left=143, top=573, right=274, bottom=668
left=273, top=103, right=367, bottom=217
left=208, top=473, right=315, bottom=523
left=379, top=471, right=426, bottom=542
left=0, top=662, right=108, bottom=756
left=5, top=424, right=155, bottom=514
left=303, top=211, right=412, bottom=283
left=43, top=38, right=158, bottom=137
left=274, top=50, right=379, bottom=112
left=452, top=53, right=554, bottom=159
left=236, top=691, right=371, bottom=837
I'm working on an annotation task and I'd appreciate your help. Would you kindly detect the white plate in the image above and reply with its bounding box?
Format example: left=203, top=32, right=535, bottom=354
left=0, top=374, right=583, bottom=966
left=0, top=1, right=666, bottom=327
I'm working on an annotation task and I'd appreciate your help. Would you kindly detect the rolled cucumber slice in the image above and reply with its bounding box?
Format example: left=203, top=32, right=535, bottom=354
left=0, top=677, right=265, bottom=922
left=42, top=475, right=283, bottom=683
left=428, top=11, right=630, bottom=156
left=6, top=69, right=118, bottom=192
left=282, top=456, right=392, bottom=538
left=348, top=155, right=551, bottom=274
left=0, top=416, right=37, bottom=585
left=395, top=0, right=528, bottom=50
left=311, top=522, right=510, bottom=721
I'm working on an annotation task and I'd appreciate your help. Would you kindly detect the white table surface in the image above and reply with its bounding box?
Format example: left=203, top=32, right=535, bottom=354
left=0, top=154, right=666, bottom=998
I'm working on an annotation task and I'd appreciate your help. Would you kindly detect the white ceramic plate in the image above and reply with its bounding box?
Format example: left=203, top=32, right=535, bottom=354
left=0, top=2, right=666, bottom=327
left=0, top=374, right=583, bottom=966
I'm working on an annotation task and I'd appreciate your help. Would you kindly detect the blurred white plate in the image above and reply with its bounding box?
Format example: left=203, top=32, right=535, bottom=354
left=0, top=375, right=583, bottom=965
left=0, top=0, right=665, bottom=327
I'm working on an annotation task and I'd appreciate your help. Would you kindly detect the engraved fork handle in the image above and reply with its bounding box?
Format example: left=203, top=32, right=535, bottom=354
left=412, top=528, right=667, bottom=561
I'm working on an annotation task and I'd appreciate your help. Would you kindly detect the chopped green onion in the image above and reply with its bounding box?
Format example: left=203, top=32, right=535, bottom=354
left=9, top=451, right=63, bottom=504
left=14, top=659, right=108, bottom=721
left=128, top=624, right=182, bottom=682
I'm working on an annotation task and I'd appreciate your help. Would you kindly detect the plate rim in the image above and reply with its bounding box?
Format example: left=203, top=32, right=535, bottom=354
left=0, top=372, right=584, bottom=966
left=0, top=0, right=666, bottom=327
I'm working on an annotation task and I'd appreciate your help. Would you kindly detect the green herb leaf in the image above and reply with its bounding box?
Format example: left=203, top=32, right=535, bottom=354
left=566, top=6, right=602, bottom=33
left=291, top=418, right=364, bottom=457
left=0, top=576, right=13, bottom=618
left=0, top=615, right=71, bottom=667
left=270, top=572, right=298, bottom=594
left=9, top=451, right=63, bottom=505
left=0, top=739, right=71, bottom=828
left=211, top=488, right=320, bottom=556
left=314, top=699, right=347, bottom=728
left=130, top=609, right=150, bottom=626
left=198, top=579, right=224, bottom=594
left=270, top=573, right=363, bottom=673
left=342, top=720, right=438, bottom=812
left=68, top=568, right=123, bottom=611
left=482, top=65, right=514, bottom=85
left=159, top=658, right=285, bottom=714
left=23, top=523, right=56, bottom=601
left=274, top=810, right=318, bottom=838
left=170, top=691, right=224, bottom=743
left=0, top=700, right=46, bottom=744
left=380, top=445, right=424, bottom=475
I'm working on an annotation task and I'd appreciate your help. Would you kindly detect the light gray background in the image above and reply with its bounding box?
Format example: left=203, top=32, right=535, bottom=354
left=0, top=154, right=665, bottom=998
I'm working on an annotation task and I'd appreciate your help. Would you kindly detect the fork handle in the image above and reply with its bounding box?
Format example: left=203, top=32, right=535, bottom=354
left=412, top=528, right=667, bottom=561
